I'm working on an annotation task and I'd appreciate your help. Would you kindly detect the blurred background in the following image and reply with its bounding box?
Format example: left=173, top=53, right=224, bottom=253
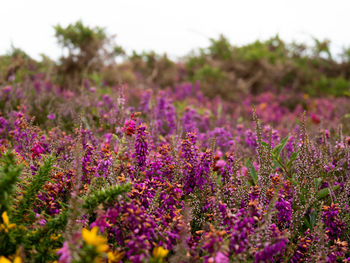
left=1, top=0, right=350, bottom=60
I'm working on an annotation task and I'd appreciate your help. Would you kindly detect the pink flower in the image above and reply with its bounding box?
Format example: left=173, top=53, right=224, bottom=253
left=47, top=113, right=56, bottom=120
left=215, top=252, right=229, bottom=263
left=57, top=242, right=72, bottom=263
left=122, top=119, right=136, bottom=136
left=310, top=114, right=320, bottom=124
left=216, top=160, right=226, bottom=169
left=31, top=142, right=45, bottom=160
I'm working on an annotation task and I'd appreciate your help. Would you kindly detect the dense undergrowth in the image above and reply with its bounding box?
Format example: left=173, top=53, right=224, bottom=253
left=0, top=21, right=350, bottom=262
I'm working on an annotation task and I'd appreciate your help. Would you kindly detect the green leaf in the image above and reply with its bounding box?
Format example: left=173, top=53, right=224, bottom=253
left=273, top=136, right=289, bottom=157
left=246, top=158, right=258, bottom=185
left=215, top=172, right=222, bottom=187
left=316, top=185, right=340, bottom=200
left=260, top=141, right=270, bottom=147
left=287, top=151, right=298, bottom=168
left=304, top=217, right=311, bottom=229
left=315, top=177, right=322, bottom=189
left=309, top=209, right=317, bottom=230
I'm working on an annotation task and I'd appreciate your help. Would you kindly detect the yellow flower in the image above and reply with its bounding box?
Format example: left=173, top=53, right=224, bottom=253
left=107, top=251, right=124, bottom=263
left=0, top=255, right=21, bottom=263
left=0, top=256, right=11, bottom=263
left=0, top=212, right=16, bottom=234
left=152, top=246, right=169, bottom=259
left=50, top=233, right=61, bottom=240
left=81, top=227, right=109, bottom=253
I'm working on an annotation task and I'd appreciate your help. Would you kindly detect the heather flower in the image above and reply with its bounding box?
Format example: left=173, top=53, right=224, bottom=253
left=254, top=239, right=287, bottom=263
left=139, top=89, right=152, bottom=113
left=209, top=127, right=232, bottom=150
left=327, top=239, right=348, bottom=263
left=214, top=251, right=229, bottom=263
left=275, top=195, right=292, bottom=229
left=322, top=203, right=345, bottom=240
left=135, top=123, right=149, bottom=171
left=245, top=129, right=258, bottom=148
left=57, top=242, right=72, bottom=263
left=91, top=214, right=110, bottom=234
left=290, top=229, right=313, bottom=263
left=229, top=210, right=255, bottom=255
left=310, top=113, right=321, bottom=124
left=181, top=132, right=199, bottom=193
left=181, top=107, right=200, bottom=133
left=31, top=142, right=45, bottom=160
left=47, top=113, right=56, bottom=120
left=122, top=119, right=136, bottom=136
left=254, top=224, right=288, bottom=263
left=154, top=91, right=177, bottom=135
left=194, top=149, right=213, bottom=190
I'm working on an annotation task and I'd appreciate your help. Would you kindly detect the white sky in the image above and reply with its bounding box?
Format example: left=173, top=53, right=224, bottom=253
left=1, top=0, right=350, bottom=61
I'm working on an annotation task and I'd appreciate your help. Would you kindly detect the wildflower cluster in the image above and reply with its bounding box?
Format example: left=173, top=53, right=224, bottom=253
left=0, top=44, right=350, bottom=262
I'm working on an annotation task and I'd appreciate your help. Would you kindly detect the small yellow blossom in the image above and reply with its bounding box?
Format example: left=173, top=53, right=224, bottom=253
left=107, top=251, right=125, bottom=263
left=0, top=256, right=11, bottom=263
left=0, top=212, right=16, bottom=234
left=0, top=256, right=19, bottom=263
left=50, top=233, right=61, bottom=240
left=82, top=227, right=109, bottom=253
left=152, top=246, right=169, bottom=259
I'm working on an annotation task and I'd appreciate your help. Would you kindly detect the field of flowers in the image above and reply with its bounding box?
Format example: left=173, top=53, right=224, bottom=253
left=1, top=22, right=350, bottom=262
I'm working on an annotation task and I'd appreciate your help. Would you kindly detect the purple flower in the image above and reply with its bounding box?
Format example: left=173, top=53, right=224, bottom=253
left=47, top=113, right=56, bottom=120
left=275, top=195, right=292, bottom=229
left=322, top=203, right=345, bottom=240
left=122, top=119, right=136, bottom=136
left=135, top=123, right=149, bottom=171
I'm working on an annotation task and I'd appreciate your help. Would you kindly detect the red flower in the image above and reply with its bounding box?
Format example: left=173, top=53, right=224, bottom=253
left=31, top=142, right=45, bottom=160
left=310, top=114, right=320, bottom=124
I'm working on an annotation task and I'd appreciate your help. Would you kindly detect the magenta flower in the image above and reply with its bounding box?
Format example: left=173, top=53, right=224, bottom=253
left=57, top=242, right=72, bottom=263
left=47, top=113, right=56, bottom=120
left=122, top=119, right=136, bottom=136
left=31, top=142, right=45, bottom=160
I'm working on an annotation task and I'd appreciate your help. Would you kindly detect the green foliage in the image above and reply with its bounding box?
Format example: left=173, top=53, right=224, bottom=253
left=6, top=44, right=31, bottom=59
left=54, top=20, right=106, bottom=51
left=54, top=20, right=122, bottom=89
left=192, top=65, right=227, bottom=98
left=246, top=158, right=258, bottom=186
left=313, top=76, right=350, bottom=97
left=16, top=156, right=54, bottom=222
left=82, top=183, right=131, bottom=211
left=234, top=35, right=287, bottom=63
left=316, top=185, right=340, bottom=200
left=207, top=34, right=233, bottom=60
left=0, top=152, right=23, bottom=214
left=185, top=34, right=350, bottom=98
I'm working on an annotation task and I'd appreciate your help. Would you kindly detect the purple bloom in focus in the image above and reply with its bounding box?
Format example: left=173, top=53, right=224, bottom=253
left=135, top=123, right=149, bottom=171
left=322, top=203, right=345, bottom=240
left=275, top=195, right=292, bottom=229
